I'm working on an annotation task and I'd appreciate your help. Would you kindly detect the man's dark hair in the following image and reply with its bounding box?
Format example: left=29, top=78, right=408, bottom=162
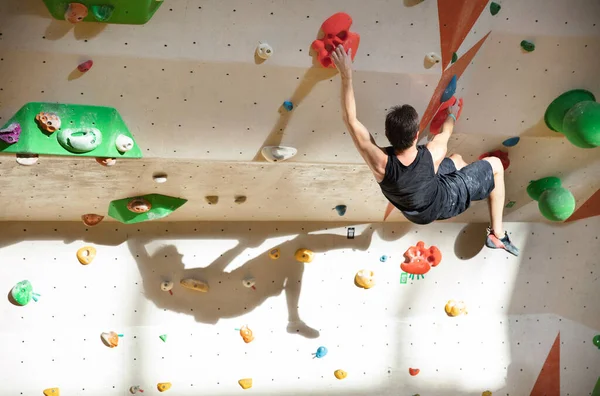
left=385, top=105, right=419, bottom=151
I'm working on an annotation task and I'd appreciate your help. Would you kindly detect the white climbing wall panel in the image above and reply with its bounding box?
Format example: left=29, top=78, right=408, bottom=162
left=0, top=218, right=599, bottom=395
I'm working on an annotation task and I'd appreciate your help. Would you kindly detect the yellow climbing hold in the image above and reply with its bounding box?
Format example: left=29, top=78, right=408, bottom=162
left=43, top=389, right=60, bottom=396
left=77, top=246, right=96, bottom=265
left=482, top=391, right=492, bottom=396
left=238, top=378, right=253, bottom=389
left=268, top=248, right=280, bottom=259
left=294, top=248, right=314, bottom=263
left=157, top=382, right=171, bottom=392
left=334, top=369, right=347, bottom=379
left=180, top=278, right=209, bottom=292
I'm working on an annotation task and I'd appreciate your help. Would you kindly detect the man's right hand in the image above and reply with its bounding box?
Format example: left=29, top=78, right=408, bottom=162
left=448, top=98, right=462, bottom=118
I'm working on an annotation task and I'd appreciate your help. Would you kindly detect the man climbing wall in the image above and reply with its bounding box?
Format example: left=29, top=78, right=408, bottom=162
left=330, top=45, right=519, bottom=256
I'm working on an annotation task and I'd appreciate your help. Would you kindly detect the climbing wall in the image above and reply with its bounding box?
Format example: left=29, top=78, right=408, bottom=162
left=1, top=0, right=599, bottom=222
left=1, top=218, right=599, bottom=395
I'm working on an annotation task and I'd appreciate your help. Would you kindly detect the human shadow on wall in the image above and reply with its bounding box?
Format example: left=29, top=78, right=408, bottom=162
left=127, top=226, right=376, bottom=338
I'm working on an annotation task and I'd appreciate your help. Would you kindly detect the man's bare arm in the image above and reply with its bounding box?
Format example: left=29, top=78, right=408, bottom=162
left=426, top=102, right=461, bottom=168
left=332, top=46, right=387, bottom=181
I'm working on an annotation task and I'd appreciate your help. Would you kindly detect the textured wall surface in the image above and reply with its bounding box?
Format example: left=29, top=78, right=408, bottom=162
left=0, top=0, right=599, bottom=222
left=0, top=218, right=599, bottom=395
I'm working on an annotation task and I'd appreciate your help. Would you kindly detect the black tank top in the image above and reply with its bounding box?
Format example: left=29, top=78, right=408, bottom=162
left=378, top=145, right=459, bottom=224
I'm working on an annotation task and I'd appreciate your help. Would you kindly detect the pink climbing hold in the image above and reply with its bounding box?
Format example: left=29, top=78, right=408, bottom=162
left=78, top=60, right=93, bottom=73
left=0, top=123, right=22, bottom=144
left=479, top=150, right=510, bottom=170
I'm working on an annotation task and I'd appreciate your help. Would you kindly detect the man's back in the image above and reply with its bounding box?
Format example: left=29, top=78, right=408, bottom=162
left=378, top=145, right=470, bottom=224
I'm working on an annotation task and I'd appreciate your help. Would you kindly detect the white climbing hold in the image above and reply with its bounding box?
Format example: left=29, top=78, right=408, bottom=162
left=261, top=146, right=297, bottom=163
left=256, top=42, right=273, bottom=60
left=153, top=173, right=168, bottom=183
left=16, top=154, right=39, bottom=166
left=115, top=134, right=134, bottom=153
left=424, top=52, right=441, bottom=68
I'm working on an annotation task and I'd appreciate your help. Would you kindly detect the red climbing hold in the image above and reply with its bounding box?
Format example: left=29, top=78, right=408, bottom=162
left=401, top=241, right=442, bottom=276
left=478, top=150, right=510, bottom=170
left=78, top=60, right=93, bottom=73
left=312, top=12, right=360, bottom=68
left=429, top=96, right=463, bottom=135
left=409, top=368, right=420, bottom=376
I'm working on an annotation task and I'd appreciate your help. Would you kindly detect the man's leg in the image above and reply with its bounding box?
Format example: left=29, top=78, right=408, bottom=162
left=482, top=156, right=519, bottom=256
left=482, top=157, right=505, bottom=236
left=449, top=153, right=467, bottom=170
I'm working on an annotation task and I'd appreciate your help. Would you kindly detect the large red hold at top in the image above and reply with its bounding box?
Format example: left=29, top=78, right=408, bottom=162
left=312, top=12, right=360, bottom=68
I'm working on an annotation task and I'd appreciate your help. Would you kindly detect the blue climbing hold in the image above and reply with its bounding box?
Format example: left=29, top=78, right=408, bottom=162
left=313, top=346, right=328, bottom=359
left=334, top=205, right=347, bottom=216
left=502, top=136, right=520, bottom=147
left=380, top=255, right=388, bottom=262
left=441, top=75, right=457, bottom=103
left=283, top=101, right=294, bottom=111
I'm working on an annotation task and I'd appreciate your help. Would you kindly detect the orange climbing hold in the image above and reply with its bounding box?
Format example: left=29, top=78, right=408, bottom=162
left=401, top=241, right=442, bottom=276
left=478, top=150, right=510, bottom=170
left=239, top=325, right=254, bottom=343
left=429, top=96, right=463, bottom=135
left=312, top=12, right=360, bottom=68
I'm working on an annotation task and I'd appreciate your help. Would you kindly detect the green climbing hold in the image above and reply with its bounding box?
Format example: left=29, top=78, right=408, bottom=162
left=562, top=101, right=600, bottom=148
left=528, top=177, right=575, bottom=222
left=592, top=376, right=600, bottom=396
left=544, top=89, right=599, bottom=148
left=159, top=334, right=167, bottom=342
left=91, top=5, right=115, bottom=22
left=451, top=52, right=458, bottom=64
left=108, top=194, right=187, bottom=224
left=490, top=2, right=501, bottom=16
left=593, top=334, right=600, bottom=348
left=520, top=40, right=535, bottom=52
left=11, top=280, right=36, bottom=306
left=527, top=177, right=561, bottom=201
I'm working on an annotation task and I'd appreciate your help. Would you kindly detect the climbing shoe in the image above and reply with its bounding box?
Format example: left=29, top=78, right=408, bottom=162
left=485, top=227, right=519, bottom=256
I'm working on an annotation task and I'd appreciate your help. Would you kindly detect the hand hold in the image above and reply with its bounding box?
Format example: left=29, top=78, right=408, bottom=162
left=205, top=196, right=219, bottom=205
left=520, top=40, right=535, bottom=52
left=424, top=52, right=441, bottom=68
left=159, top=334, right=167, bottom=342
left=239, top=325, right=254, bottom=343
left=334, top=205, right=347, bottom=216
left=180, top=278, right=209, bottom=292
left=101, top=331, right=119, bottom=348
left=441, top=75, right=457, bottom=103
left=238, top=378, right=252, bottom=390
left=445, top=299, right=468, bottom=316
left=11, top=280, right=36, bottom=306
left=354, top=269, right=375, bottom=289
left=43, top=388, right=60, bottom=396
left=57, top=128, right=102, bottom=153
left=81, top=214, right=104, bottom=226
left=16, top=154, right=39, bottom=166
left=502, top=137, right=520, bottom=147
left=234, top=195, right=247, bottom=204
left=401, top=241, right=442, bottom=276
left=115, top=134, right=134, bottom=153
left=129, top=386, right=143, bottom=394
left=91, top=4, right=114, bottom=21
left=0, top=123, right=22, bottom=144
left=334, top=369, right=347, bottom=379
left=153, top=173, right=168, bottom=183
left=127, top=197, right=152, bottom=213
left=268, top=248, right=280, bottom=259
left=409, top=368, right=420, bottom=376
left=96, top=157, right=116, bottom=166
left=256, top=42, right=273, bottom=60
left=36, top=112, right=61, bottom=133
left=65, top=3, right=88, bottom=23
left=283, top=100, right=294, bottom=111
left=161, top=281, right=173, bottom=294
left=312, top=12, right=360, bottom=68
left=242, top=278, right=256, bottom=290
left=295, top=248, right=314, bottom=263
left=77, top=246, right=97, bottom=265
left=261, top=146, right=297, bottom=162
left=77, top=60, right=93, bottom=73
left=490, top=2, right=501, bottom=15
left=313, top=346, right=328, bottom=358
left=157, top=382, right=171, bottom=392
left=482, top=391, right=493, bottom=396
